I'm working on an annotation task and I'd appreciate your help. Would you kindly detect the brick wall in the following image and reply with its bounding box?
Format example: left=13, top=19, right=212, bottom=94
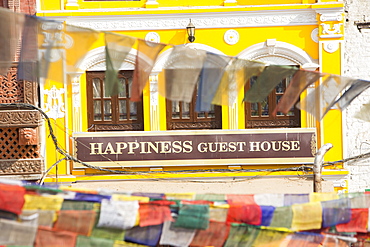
left=343, top=0, right=370, bottom=192
left=19, top=0, right=36, bottom=15
left=1, top=0, right=36, bottom=15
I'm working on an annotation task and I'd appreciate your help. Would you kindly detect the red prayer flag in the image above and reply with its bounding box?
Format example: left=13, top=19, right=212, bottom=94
left=181, top=200, right=214, bottom=205
left=226, top=194, right=256, bottom=204
left=190, top=221, right=230, bottom=247
left=0, top=183, right=25, bottom=215
left=53, top=210, right=97, bottom=236
left=226, top=203, right=262, bottom=226
left=336, top=208, right=369, bottom=233
left=35, top=226, right=78, bottom=247
left=139, top=201, right=174, bottom=227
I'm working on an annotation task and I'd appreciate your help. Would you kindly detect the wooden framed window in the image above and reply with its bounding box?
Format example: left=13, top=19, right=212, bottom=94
left=86, top=71, right=143, bottom=131
left=245, top=74, right=300, bottom=128
left=166, top=91, right=222, bottom=130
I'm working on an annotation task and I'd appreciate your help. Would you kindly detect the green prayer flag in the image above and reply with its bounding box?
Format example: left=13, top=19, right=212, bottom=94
left=91, top=227, right=126, bottom=242
left=174, top=204, right=209, bottom=230
left=76, top=235, right=114, bottom=247
left=61, top=200, right=99, bottom=211
left=224, top=224, right=260, bottom=247
left=244, top=65, right=298, bottom=103
left=104, top=32, right=136, bottom=96
left=269, top=206, right=293, bottom=229
left=252, top=228, right=289, bottom=246
left=195, top=193, right=226, bottom=202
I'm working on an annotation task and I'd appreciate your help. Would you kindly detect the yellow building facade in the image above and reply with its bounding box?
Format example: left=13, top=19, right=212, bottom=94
left=37, top=0, right=348, bottom=192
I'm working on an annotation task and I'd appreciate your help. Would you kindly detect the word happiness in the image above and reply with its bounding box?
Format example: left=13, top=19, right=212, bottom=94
left=89, top=140, right=300, bottom=155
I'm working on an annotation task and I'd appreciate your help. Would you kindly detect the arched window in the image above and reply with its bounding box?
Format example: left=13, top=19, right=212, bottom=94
left=244, top=72, right=300, bottom=128
left=238, top=40, right=319, bottom=129
left=154, top=44, right=226, bottom=131
left=166, top=91, right=222, bottom=130
left=86, top=70, right=143, bottom=131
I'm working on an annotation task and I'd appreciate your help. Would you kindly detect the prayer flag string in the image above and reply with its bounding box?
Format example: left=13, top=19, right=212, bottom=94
left=0, top=181, right=368, bottom=246
left=1, top=7, right=370, bottom=124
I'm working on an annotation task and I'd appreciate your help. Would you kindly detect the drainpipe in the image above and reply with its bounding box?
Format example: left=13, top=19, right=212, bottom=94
left=313, top=143, right=333, bottom=192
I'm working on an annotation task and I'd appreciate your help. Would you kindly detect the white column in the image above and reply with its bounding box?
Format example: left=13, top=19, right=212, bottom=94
left=65, top=0, right=79, bottom=10
left=149, top=73, right=161, bottom=131
left=146, top=0, right=159, bottom=8
left=69, top=73, right=83, bottom=132
left=228, top=82, right=239, bottom=130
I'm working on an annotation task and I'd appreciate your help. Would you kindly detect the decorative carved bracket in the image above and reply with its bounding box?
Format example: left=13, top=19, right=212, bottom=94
left=320, top=23, right=343, bottom=38
left=316, top=9, right=344, bottom=39
left=0, top=110, right=42, bottom=127
left=0, top=159, right=44, bottom=175
left=19, top=128, right=38, bottom=145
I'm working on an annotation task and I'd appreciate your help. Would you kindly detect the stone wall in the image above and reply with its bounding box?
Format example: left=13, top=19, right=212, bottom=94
left=343, top=0, right=370, bottom=192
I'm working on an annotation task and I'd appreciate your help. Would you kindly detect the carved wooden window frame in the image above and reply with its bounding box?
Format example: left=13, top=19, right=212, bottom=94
left=166, top=90, right=222, bottom=130
left=244, top=73, right=301, bottom=129
left=86, top=71, right=144, bottom=132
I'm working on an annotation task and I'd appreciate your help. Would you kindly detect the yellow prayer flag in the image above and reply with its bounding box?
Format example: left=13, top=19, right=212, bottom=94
left=112, top=194, right=150, bottom=202
left=23, top=194, right=64, bottom=222
left=165, top=192, right=195, bottom=200
left=209, top=204, right=229, bottom=222
left=252, top=229, right=289, bottom=247
left=291, top=202, right=322, bottom=231
left=23, top=194, right=64, bottom=211
left=114, top=240, right=148, bottom=247
left=59, top=186, right=98, bottom=194
left=310, top=192, right=339, bottom=203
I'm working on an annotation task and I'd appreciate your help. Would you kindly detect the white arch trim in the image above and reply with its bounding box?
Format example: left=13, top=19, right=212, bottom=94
left=152, top=43, right=227, bottom=73
left=77, top=46, right=137, bottom=71
left=77, top=43, right=227, bottom=73
left=237, top=40, right=319, bottom=69
left=76, top=42, right=316, bottom=73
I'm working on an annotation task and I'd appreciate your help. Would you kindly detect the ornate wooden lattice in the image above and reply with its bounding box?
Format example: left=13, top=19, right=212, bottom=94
left=169, top=121, right=221, bottom=130
left=0, top=128, right=39, bottom=159
left=0, top=68, right=24, bottom=103
left=246, top=119, right=301, bottom=128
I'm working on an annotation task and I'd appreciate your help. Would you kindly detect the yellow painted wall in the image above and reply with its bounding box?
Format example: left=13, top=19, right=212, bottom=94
left=38, top=0, right=343, bottom=12
left=109, top=25, right=318, bottom=59
left=37, top=0, right=345, bottom=179
left=319, top=41, right=344, bottom=163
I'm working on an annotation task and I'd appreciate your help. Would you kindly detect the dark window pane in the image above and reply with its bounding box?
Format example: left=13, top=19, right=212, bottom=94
left=251, top=103, right=258, bottom=116
left=119, top=100, right=127, bottom=120
left=128, top=77, right=133, bottom=98
left=104, top=100, right=112, bottom=120
left=287, top=107, right=295, bottom=116
left=118, top=78, right=127, bottom=98
left=276, top=95, right=284, bottom=116
left=130, top=102, right=137, bottom=120
left=198, top=112, right=205, bottom=118
left=93, top=78, right=101, bottom=98
left=275, top=81, right=284, bottom=93
left=261, top=98, right=269, bottom=116
left=172, top=101, right=180, bottom=119
left=103, top=79, right=110, bottom=98
left=182, top=102, right=190, bottom=119
left=94, top=101, right=101, bottom=120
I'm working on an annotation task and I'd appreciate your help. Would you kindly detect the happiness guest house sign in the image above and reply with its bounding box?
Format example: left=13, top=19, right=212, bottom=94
left=72, top=129, right=316, bottom=168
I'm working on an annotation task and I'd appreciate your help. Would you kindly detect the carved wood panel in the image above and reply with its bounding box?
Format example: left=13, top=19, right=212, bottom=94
left=0, top=110, right=42, bottom=127
left=169, top=121, right=221, bottom=130
left=91, top=123, right=143, bottom=131
left=0, top=128, right=40, bottom=159
left=0, top=67, right=38, bottom=105
left=0, top=159, right=44, bottom=175
left=246, top=119, right=300, bottom=128
left=0, top=68, right=24, bottom=103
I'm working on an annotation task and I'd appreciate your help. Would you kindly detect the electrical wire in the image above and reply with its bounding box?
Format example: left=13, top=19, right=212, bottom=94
left=1, top=102, right=368, bottom=181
